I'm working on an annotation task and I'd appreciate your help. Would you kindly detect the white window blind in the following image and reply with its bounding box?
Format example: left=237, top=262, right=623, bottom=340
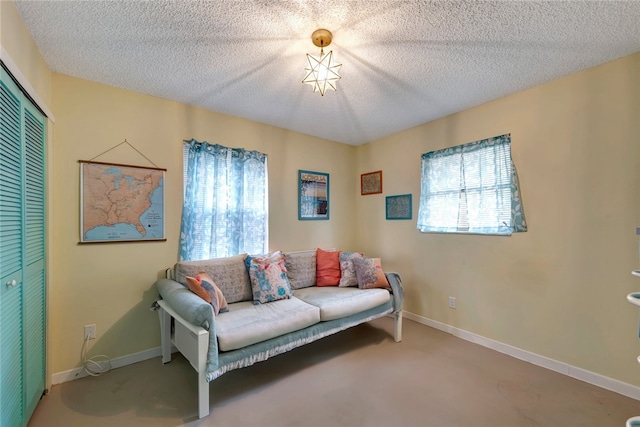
left=417, top=134, right=527, bottom=235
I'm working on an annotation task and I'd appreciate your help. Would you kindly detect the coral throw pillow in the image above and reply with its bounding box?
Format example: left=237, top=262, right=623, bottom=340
left=353, top=257, right=390, bottom=290
left=316, top=248, right=341, bottom=286
left=186, top=271, right=229, bottom=315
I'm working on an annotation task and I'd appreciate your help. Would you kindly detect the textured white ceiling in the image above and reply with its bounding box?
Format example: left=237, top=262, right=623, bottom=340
left=14, top=1, right=640, bottom=145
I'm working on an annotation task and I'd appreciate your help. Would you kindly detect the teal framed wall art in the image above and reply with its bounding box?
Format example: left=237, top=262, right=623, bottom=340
left=386, top=194, right=412, bottom=220
left=298, top=170, right=329, bottom=220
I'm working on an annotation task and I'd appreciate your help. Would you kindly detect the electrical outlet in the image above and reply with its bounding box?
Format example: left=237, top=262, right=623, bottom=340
left=448, top=296, right=457, bottom=309
left=84, top=324, right=96, bottom=340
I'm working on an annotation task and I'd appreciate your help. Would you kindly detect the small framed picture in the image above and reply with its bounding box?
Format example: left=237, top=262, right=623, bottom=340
left=298, top=170, right=329, bottom=220
left=361, top=170, right=382, bottom=195
left=386, top=194, right=412, bottom=220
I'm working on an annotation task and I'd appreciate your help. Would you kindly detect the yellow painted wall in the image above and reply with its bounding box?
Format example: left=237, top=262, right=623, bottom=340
left=49, top=73, right=357, bottom=373
left=356, top=52, right=640, bottom=385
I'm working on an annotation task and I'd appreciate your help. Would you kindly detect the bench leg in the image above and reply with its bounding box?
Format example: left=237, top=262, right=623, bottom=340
left=198, top=371, right=210, bottom=419
left=394, top=311, right=403, bottom=342
left=197, top=327, right=210, bottom=418
left=158, top=307, right=172, bottom=364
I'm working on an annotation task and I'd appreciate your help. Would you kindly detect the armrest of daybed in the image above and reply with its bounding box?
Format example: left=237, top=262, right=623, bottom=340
left=155, top=279, right=215, bottom=329
left=385, top=272, right=404, bottom=342
left=154, top=278, right=219, bottom=374
left=385, top=272, right=404, bottom=314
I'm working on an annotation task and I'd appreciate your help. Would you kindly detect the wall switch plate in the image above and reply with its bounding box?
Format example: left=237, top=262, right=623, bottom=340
left=448, top=296, right=457, bottom=309
left=84, top=324, right=96, bottom=340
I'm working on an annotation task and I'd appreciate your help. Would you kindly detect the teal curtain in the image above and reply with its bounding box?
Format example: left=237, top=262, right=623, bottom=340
left=180, top=139, right=268, bottom=261
left=417, top=133, right=527, bottom=235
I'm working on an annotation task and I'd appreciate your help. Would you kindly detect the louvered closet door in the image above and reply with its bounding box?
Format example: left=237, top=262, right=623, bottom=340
left=0, top=67, right=25, bottom=427
left=0, top=65, right=46, bottom=426
left=23, top=100, right=46, bottom=420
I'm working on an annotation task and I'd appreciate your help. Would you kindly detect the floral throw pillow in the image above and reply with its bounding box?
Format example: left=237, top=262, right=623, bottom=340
left=245, top=250, right=283, bottom=271
left=248, top=258, right=292, bottom=304
left=353, top=257, right=390, bottom=290
left=185, top=271, right=229, bottom=315
left=338, top=251, right=363, bottom=287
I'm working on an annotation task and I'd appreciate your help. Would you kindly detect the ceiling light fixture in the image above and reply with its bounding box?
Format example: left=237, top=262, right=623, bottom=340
left=302, top=29, right=342, bottom=96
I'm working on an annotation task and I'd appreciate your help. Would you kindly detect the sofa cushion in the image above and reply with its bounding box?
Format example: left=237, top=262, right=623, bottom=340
left=174, top=254, right=252, bottom=303
left=284, top=250, right=316, bottom=289
left=316, top=248, right=341, bottom=286
left=293, top=287, right=390, bottom=321
left=215, top=297, right=320, bottom=351
left=353, top=257, right=391, bottom=290
left=338, top=251, right=363, bottom=287
left=248, top=258, right=292, bottom=304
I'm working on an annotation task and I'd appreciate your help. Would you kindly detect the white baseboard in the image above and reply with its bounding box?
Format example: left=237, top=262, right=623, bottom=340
left=403, top=310, right=640, bottom=401
left=51, top=346, right=163, bottom=385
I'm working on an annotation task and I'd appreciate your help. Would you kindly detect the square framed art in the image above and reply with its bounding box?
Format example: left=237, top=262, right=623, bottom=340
left=386, top=194, right=412, bottom=220
left=361, top=170, right=382, bottom=195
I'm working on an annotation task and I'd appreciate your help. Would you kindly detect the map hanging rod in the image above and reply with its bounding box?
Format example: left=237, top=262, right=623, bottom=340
left=86, top=139, right=161, bottom=169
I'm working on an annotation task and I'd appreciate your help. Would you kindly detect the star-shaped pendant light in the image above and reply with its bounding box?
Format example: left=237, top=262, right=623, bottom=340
left=302, top=29, right=342, bottom=96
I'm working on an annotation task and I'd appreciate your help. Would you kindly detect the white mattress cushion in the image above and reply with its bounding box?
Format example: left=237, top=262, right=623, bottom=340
left=293, top=286, right=390, bottom=321
left=216, top=297, right=320, bottom=352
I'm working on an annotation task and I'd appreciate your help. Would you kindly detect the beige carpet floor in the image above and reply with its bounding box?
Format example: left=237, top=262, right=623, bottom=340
left=28, top=317, right=640, bottom=427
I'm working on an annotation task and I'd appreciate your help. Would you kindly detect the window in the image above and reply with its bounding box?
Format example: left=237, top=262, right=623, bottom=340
left=417, top=133, right=526, bottom=235
left=180, top=139, right=268, bottom=260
